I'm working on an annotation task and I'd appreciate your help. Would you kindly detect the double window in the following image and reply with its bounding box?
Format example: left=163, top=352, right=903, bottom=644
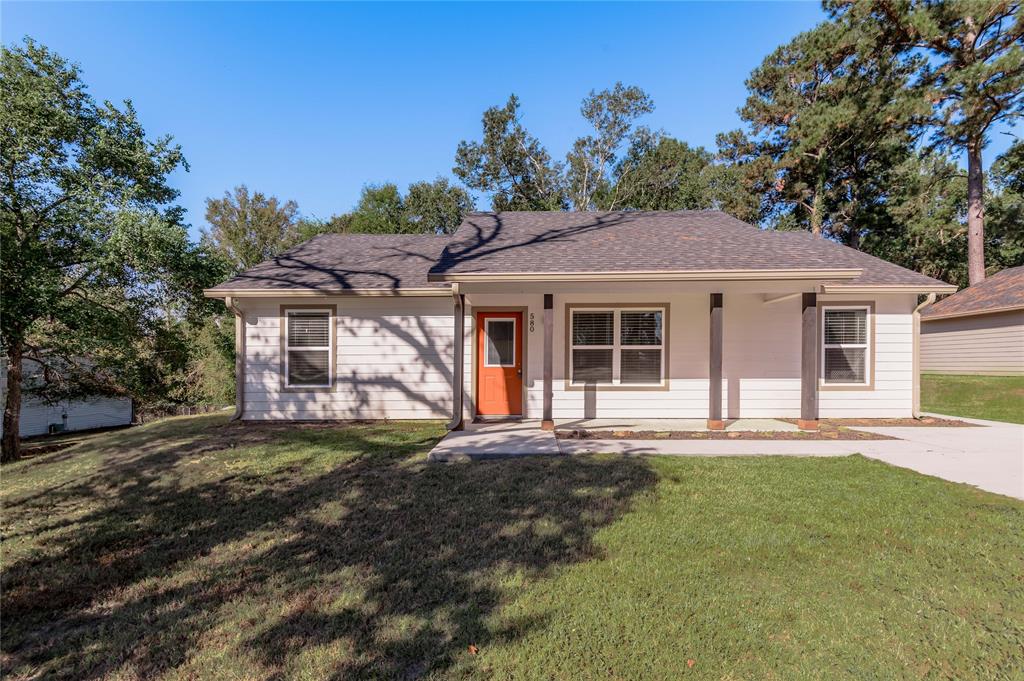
left=284, top=309, right=333, bottom=388
left=821, top=306, right=870, bottom=386
left=570, top=307, right=665, bottom=386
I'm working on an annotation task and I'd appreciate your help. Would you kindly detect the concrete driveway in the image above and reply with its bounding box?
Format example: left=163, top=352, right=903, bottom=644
left=559, top=415, right=1023, bottom=500
left=852, top=415, right=1023, bottom=500
left=433, top=415, right=1024, bottom=500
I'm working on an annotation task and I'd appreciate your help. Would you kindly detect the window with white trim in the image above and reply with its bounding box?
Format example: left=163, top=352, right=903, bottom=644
left=821, top=306, right=870, bottom=385
left=285, top=309, right=333, bottom=388
left=570, top=308, right=664, bottom=385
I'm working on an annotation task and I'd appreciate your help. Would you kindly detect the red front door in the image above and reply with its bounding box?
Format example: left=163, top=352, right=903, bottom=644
left=476, top=311, right=523, bottom=416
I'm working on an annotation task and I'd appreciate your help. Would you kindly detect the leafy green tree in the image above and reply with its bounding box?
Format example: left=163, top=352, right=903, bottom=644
left=201, top=185, right=300, bottom=273
left=605, top=132, right=717, bottom=211
left=340, top=179, right=474, bottom=234
left=566, top=83, right=654, bottom=210
left=723, top=20, right=920, bottom=241
left=346, top=183, right=406, bottom=233
left=454, top=95, right=566, bottom=211
left=859, top=153, right=970, bottom=285
left=404, top=177, right=474, bottom=234
left=986, top=140, right=1024, bottom=273
left=827, top=0, right=1024, bottom=283
left=0, top=39, right=214, bottom=461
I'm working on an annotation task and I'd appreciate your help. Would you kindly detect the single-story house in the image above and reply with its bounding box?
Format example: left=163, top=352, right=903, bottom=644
left=205, top=211, right=956, bottom=430
left=920, top=265, right=1024, bottom=376
left=0, top=360, right=133, bottom=437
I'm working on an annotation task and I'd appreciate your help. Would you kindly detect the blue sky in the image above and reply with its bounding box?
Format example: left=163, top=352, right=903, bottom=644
left=4, top=2, right=1017, bottom=239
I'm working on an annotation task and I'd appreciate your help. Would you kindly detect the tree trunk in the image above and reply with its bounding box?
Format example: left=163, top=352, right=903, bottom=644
left=2, top=341, right=24, bottom=463
left=966, top=136, right=985, bottom=285
left=810, top=189, right=823, bottom=237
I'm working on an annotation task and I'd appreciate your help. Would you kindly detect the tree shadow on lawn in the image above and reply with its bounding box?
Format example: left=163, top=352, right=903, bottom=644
left=2, top=417, right=657, bottom=679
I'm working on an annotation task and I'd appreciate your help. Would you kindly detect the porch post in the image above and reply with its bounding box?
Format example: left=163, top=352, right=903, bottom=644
left=446, top=284, right=465, bottom=431
left=799, top=292, right=819, bottom=430
left=541, top=293, right=554, bottom=430
left=708, top=293, right=724, bottom=430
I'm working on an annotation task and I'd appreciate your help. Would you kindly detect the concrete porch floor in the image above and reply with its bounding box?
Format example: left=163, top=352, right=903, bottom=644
left=428, top=417, right=800, bottom=462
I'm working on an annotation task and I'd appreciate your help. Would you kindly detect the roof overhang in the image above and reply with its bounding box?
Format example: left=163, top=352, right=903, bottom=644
left=427, top=268, right=862, bottom=283
left=204, top=287, right=450, bottom=299
left=820, top=283, right=958, bottom=295
left=921, top=303, right=1024, bottom=321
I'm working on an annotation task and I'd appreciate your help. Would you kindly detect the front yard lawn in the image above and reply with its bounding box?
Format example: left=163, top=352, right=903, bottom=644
left=2, top=415, right=1022, bottom=679
left=921, top=373, right=1024, bottom=424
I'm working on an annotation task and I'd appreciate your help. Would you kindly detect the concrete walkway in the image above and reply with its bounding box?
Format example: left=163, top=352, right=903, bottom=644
left=430, top=414, right=1024, bottom=500
left=428, top=420, right=559, bottom=461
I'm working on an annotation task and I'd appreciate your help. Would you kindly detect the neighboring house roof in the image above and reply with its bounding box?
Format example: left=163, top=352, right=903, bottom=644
left=206, top=211, right=955, bottom=296
left=427, top=211, right=953, bottom=290
left=921, top=265, right=1024, bottom=320
left=207, top=233, right=451, bottom=293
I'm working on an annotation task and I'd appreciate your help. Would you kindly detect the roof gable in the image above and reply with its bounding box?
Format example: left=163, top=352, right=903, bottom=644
left=428, top=211, right=952, bottom=289
left=922, top=265, right=1024, bottom=319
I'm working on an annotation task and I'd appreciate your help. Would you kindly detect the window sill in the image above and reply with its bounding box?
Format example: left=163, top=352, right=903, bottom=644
left=564, top=382, right=669, bottom=392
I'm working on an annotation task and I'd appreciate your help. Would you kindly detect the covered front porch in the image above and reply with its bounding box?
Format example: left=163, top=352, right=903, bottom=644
left=445, top=279, right=837, bottom=432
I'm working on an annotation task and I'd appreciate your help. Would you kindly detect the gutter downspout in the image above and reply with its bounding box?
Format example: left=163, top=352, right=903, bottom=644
left=447, top=284, right=465, bottom=431
left=224, top=296, right=245, bottom=421
left=912, top=293, right=936, bottom=418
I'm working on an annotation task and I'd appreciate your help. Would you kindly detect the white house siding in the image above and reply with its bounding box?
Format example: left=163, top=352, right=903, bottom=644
left=464, top=288, right=917, bottom=420
left=243, top=288, right=917, bottom=421
left=920, top=310, right=1024, bottom=376
left=0, top=362, right=133, bottom=437
left=240, top=296, right=455, bottom=420
left=818, top=293, right=916, bottom=418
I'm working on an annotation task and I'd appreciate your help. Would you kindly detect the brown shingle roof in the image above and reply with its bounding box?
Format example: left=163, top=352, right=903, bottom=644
left=207, top=211, right=956, bottom=293
left=922, top=265, right=1024, bottom=319
left=207, top=233, right=450, bottom=292
left=428, top=211, right=952, bottom=288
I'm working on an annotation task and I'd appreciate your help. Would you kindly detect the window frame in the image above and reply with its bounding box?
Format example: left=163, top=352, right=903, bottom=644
left=483, top=317, right=517, bottom=367
left=819, top=303, right=873, bottom=389
left=566, top=304, right=669, bottom=390
left=280, top=305, right=336, bottom=392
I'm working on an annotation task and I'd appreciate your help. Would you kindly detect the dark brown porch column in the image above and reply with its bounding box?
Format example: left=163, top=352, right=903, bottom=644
left=799, top=292, right=819, bottom=430
left=708, top=293, right=724, bottom=430
left=541, top=293, right=554, bottom=430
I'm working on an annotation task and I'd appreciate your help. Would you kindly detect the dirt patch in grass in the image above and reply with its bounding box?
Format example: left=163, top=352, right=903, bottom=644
left=556, top=425, right=894, bottom=441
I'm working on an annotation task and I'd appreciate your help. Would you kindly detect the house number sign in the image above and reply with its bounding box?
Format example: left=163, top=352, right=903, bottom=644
left=529, top=313, right=535, bottom=333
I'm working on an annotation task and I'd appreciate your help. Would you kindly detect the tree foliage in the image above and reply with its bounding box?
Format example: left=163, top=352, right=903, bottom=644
left=721, top=20, right=921, bottom=242
left=0, top=39, right=221, bottom=460
left=606, top=132, right=719, bottom=212
left=566, top=83, right=654, bottom=210
left=339, top=178, right=474, bottom=234
left=454, top=95, right=566, bottom=211
left=201, top=185, right=301, bottom=273
left=826, top=0, right=1024, bottom=283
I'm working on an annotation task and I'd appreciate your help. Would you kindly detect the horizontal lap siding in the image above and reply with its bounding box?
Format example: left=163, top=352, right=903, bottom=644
left=819, top=297, right=914, bottom=418
left=920, top=311, right=1024, bottom=375
left=241, top=291, right=916, bottom=421
left=241, top=297, right=454, bottom=420
left=10, top=397, right=131, bottom=437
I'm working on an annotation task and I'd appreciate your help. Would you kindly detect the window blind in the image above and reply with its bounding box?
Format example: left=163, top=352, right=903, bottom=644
left=286, top=311, right=331, bottom=387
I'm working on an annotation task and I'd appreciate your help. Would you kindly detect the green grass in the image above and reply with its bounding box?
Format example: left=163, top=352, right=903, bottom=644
left=2, top=415, right=1022, bottom=680
left=921, top=374, right=1024, bottom=424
